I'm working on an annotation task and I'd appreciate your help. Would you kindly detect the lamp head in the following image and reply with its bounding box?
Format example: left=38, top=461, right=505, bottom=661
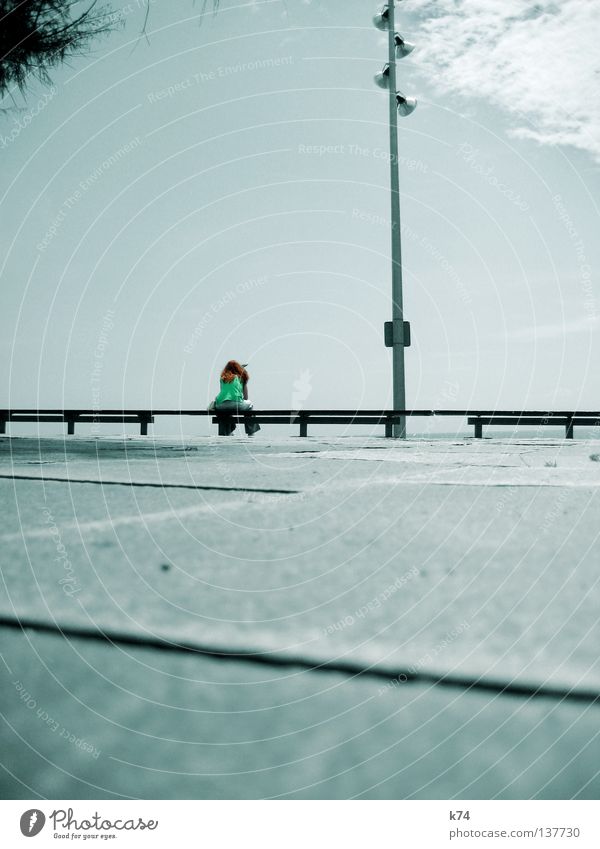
left=373, top=63, right=390, bottom=89
left=396, top=91, right=417, bottom=117
left=372, top=4, right=390, bottom=30
left=394, top=33, right=415, bottom=58
left=373, top=1, right=406, bottom=29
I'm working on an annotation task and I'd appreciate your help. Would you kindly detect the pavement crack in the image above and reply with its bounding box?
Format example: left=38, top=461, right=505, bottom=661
left=1, top=616, right=597, bottom=707
left=0, top=474, right=298, bottom=495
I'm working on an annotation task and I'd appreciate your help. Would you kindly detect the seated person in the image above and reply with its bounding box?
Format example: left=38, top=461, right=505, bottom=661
left=210, top=359, right=260, bottom=436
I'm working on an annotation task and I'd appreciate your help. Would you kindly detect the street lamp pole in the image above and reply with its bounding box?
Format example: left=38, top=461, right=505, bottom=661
left=386, top=0, right=406, bottom=438
left=373, top=2, right=417, bottom=438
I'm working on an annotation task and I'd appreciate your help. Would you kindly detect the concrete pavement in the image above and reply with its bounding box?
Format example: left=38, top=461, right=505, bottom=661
left=1, top=435, right=599, bottom=798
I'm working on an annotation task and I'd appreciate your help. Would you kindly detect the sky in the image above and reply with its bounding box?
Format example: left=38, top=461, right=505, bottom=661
left=1, top=0, right=599, bottom=434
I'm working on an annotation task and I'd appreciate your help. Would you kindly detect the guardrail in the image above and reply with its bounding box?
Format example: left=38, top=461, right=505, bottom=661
left=2, top=409, right=600, bottom=439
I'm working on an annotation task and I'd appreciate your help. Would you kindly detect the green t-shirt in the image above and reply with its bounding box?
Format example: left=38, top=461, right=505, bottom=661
left=215, top=376, right=244, bottom=404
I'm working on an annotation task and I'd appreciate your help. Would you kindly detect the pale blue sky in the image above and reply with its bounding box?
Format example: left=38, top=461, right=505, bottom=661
left=1, top=0, right=599, bottom=431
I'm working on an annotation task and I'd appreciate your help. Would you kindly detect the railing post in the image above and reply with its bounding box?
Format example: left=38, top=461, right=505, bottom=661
left=474, top=417, right=482, bottom=439
left=565, top=417, right=574, bottom=440
left=0, top=418, right=5, bottom=435
left=139, top=413, right=152, bottom=436
left=299, top=413, right=308, bottom=437
left=67, top=418, right=75, bottom=435
left=385, top=415, right=393, bottom=438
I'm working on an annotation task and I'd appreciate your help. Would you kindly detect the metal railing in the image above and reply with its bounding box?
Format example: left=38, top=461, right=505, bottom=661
left=2, top=409, right=600, bottom=439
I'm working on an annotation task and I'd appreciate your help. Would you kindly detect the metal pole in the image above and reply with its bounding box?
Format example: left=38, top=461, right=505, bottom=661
left=387, top=1, right=406, bottom=438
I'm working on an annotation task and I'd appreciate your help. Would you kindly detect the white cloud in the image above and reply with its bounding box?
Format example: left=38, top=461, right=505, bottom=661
left=409, top=0, right=600, bottom=161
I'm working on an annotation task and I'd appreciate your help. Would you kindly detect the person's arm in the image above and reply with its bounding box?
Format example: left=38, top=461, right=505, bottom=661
left=241, top=368, right=250, bottom=400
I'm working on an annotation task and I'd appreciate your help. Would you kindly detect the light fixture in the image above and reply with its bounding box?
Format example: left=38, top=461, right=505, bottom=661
left=373, top=1, right=406, bottom=30
left=374, top=63, right=390, bottom=89
left=394, top=33, right=415, bottom=58
left=396, top=91, right=417, bottom=117
left=372, top=4, right=390, bottom=30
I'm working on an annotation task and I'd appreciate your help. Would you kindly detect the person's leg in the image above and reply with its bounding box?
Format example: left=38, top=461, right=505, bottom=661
left=215, top=400, right=259, bottom=435
left=244, top=413, right=261, bottom=436
left=238, top=402, right=260, bottom=435
left=214, top=401, right=237, bottom=435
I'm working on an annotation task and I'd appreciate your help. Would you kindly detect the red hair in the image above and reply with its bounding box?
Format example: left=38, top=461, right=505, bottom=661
left=221, top=360, right=249, bottom=384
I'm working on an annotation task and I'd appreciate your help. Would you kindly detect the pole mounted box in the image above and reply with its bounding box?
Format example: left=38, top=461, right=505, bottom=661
left=384, top=320, right=411, bottom=347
